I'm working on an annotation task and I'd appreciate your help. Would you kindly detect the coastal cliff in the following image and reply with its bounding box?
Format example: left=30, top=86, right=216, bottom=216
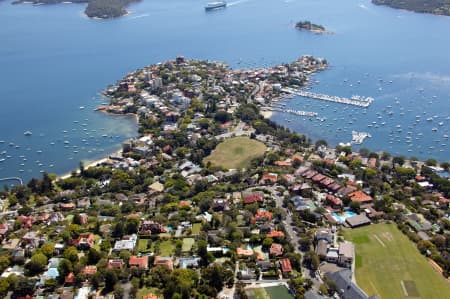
left=12, top=0, right=140, bottom=19
left=372, top=0, right=450, bottom=16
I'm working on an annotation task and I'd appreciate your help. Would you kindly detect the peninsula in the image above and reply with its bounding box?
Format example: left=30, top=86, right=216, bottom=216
left=295, top=20, right=329, bottom=34
left=0, top=55, right=449, bottom=299
left=12, top=0, right=140, bottom=19
left=372, top=0, right=450, bottom=16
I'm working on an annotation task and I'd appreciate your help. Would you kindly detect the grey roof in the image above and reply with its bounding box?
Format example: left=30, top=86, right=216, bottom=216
left=304, top=290, right=326, bottom=299
left=345, top=214, right=371, bottom=227
left=325, top=269, right=378, bottom=299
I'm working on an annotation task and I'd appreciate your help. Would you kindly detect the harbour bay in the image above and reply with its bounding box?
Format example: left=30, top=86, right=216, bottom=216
left=1, top=0, right=449, bottom=184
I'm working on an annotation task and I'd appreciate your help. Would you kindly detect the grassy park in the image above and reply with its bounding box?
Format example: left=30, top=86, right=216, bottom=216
left=343, top=223, right=450, bottom=299
left=204, top=136, right=266, bottom=169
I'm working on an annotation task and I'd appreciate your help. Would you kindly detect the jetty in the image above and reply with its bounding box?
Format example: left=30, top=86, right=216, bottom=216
left=262, top=106, right=318, bottom=117
left=282, top=87, right=374, bottom=107
left=0, top=177, right=23, bottom=185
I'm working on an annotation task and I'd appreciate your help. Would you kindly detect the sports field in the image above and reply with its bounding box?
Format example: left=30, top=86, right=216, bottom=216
left=343, top=223, right=450, bottom=299
left=204, top=136, right=266, bottom=169
left=246, top=286, right=293, bottom=299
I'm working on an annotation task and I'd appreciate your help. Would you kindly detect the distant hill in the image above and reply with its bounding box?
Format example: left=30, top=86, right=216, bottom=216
left=372, top=0, right=450, bottom=16
left=12, top=0, right=140, bottom=19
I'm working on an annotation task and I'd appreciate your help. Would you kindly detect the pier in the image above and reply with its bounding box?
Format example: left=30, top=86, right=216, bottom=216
left=262, top=106, right=318, bottom=117
left=0, top=177, right=23, bottom=185
left=282, top=87, right=374, bottom=107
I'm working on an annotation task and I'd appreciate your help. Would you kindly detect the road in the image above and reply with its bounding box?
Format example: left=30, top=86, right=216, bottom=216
left=268, top=185, right=322, bottom=289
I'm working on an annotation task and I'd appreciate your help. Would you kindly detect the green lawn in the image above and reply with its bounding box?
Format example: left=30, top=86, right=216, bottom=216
left=191, top=223, right=202, bottom=235
left=137, top=239, right=149, bottom=252
left=246, top=287, right=270, bottom=299
left=204, top=136, right=266, bottom=169
left=246, top=286, right=293, bottom=299
left=159, top=240, right=175, bottom=256
left=343, top=223, right=450, bottom=299
left=182, top=238, right=195, bottom=252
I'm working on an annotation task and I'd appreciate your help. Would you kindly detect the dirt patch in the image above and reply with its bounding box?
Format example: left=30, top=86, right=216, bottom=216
left=382, top=232, right=393, bottom=242
left=402, top=280, right=420, bottom=297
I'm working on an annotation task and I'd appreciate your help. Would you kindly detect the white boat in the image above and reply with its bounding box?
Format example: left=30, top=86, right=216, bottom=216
left=24, top=131, right=32, bottom=136
left=205, top=1, right=227, bottom=10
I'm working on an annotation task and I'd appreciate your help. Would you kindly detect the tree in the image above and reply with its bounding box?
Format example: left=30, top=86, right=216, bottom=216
left=40, top=242, right=55, bottom=258
left=57, top=259, right=73, bottom=282
left=64, top=246, right=79, bottom=263
left=87, top=248, right=102, bottom=265
left=349, top=201, right=361, bottom=213
left=0, top=255, right=10, bottom=274
left=26, top=253, right=48, bottom=275
left=104, top=270, right=118, bottom=292
left=0, top=277, right=10, bottom=298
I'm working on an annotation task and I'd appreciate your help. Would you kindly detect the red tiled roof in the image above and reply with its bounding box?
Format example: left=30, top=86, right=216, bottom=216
left=348, top=190, right=373, bottom=203
left=267, top=230, right=285, bottom=238
left=142, top=293, right=158, bottom=299
left=279, top=258, right=292, bottom=273
left=252, top=209, right=273, bottom=223
left=270, top=243, right=283, bottom=256
left=82, top=266, right=97, bottom=275
left=153, top=256, right=173, bottom=271
left=243, top=193, right=263, bottom=204
left=326, top=194, right=342, bottom=206
left=275, top=161, right=292, bottom=167
left=311, top=173, right=326, bottom=182
left=129, top=256, right=149, bottom=269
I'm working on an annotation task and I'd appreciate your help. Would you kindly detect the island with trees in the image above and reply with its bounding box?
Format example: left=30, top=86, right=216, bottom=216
left=295, top=21, right=330, bottom=34
left=12, top=0, right=140, bottom=19
left=372, top=0, right=450, bottom=16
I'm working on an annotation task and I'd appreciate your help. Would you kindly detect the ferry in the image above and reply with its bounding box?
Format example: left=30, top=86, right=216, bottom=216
left=205, top=1, right=227, bottom=10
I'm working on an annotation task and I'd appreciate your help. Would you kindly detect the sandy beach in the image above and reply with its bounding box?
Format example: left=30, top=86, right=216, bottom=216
left=57, top=149, right=123, bottom=180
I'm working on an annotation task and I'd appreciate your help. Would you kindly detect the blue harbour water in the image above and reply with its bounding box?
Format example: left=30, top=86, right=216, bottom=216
left=0, top=0, right=449, bottom=185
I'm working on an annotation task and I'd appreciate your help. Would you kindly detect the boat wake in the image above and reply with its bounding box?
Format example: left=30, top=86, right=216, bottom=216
left=227, top=0, right=250, bottom=7
left=128, top=13, right=150, bottom=20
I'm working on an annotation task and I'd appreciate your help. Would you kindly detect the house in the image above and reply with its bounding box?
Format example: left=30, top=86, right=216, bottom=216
left=2, top=238, right=20, bottom=251
left=252, top=209, right=273, bottom=224
left=315, top=239, right=328, bottom=259
left=269, top=243, right=284, bottom=257
left=260, top=173, right=278, bottom=184
left=348, top=191, right=373, bottom=204
left=81, top=265, right=97, bottom=276
left=279, top=258, right=292, bottom=274
left=304, top=290, right=327, bottom=299
left=257, top=260, right=272, bottom=272
left=107, top=259, right=124, bottom=269
left=142, top=293, right=158, bottom=299
left=139, top=221, right=167, bottom=235
left=129, top=256, right=149, bottom=270
left=338, top=242, right=354, bottom=268
left=0, top=223, right=8, bottom=240
left=113, top=234, right=137, bottom=251
left=153, top=256, right=173, bottom=271
left=237, top=247, right=254, bottom=257
left=179, top=257, right=201, bottom=269
left=326, top=194, right=342, bottom=208
left=326, top=247, right=339, bottom=263
left=60, top=202, right=75, bottom=211
left=325, top=269, right=378, bottom=299
left=71, top=233, right=95, bottom=250
left=267, top=230, right=285, bottom=238
left=148, top=182, right=164, bottom=194
left=345, top=214, right=371, bottom=228
left=242, top=191, right=264, bottom=204
left=65, top=272, right=76, bottom=284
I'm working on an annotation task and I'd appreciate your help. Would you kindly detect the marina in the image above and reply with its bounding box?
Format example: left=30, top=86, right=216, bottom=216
left=281, top=87, right=374, bottom=108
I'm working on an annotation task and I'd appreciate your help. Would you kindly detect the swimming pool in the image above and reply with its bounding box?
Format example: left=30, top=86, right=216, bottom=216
left=332, top=211, right=356, bottom=223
